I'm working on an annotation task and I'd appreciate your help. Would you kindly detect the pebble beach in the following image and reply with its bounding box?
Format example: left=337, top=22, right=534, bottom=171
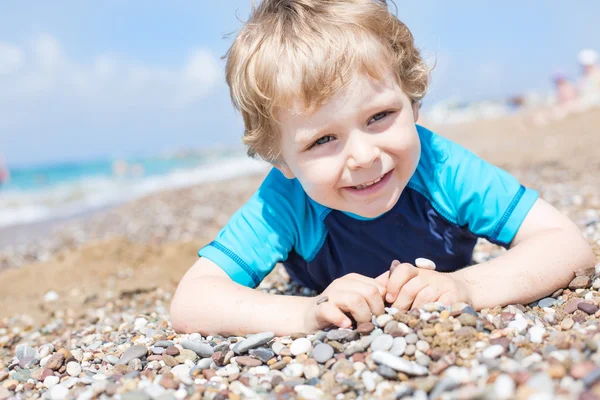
left=1, top=109, right=600, bottom=399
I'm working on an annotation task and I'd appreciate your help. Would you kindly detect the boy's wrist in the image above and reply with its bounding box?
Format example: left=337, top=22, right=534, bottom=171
left=449, top=271, right=475, bottom=307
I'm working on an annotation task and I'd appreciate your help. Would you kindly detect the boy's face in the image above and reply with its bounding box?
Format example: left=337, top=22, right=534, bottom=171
left=274, top=69, right=421, bottom=218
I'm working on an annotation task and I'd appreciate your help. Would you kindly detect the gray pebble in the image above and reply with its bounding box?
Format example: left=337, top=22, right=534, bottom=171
left=390, top=337, right=407, bottom=357
left=583, top=368, right=600, bottom=387
left=312, top=343, right=334, bottom=364
left=105, top=355, right=119, bottom=365
left=538, top=297, right=556, bottom=308
left=196, top=358, right=213, bottom=370
left=232, top=332, right=275, bottom=354
left=153, top=340, right=174, bottom=348
left=405, top=333, right=418, bottom=344
left=326, top=329, right=357, bottom=342
left=181, top=340, right=214, bottom=358
left=370, top=334, right=394, bottom=352
left=117, top=345, right=148, bottom=365
left=376, top=364, right=398, bottom=379
left=15, top=345, right=37, bottom=361
left=249, top=348, right=275, bottom=363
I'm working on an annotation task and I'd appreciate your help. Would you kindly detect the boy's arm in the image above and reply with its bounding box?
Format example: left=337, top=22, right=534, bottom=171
left=170, top=257, right=313, bottom=336
left=452, top=198, right=596, bottom=310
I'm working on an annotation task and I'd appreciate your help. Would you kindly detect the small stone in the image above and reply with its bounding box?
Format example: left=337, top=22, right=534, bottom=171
left=45, top=353, right=65, bottom=371
left=575, top=267, right=596, bottom=277
left=164, top=346, right=180, bottom=356
left=563, top=298, right=584, bottom=314
left=560, top=318, right=575, bottom=330
left=311, top=343, right=334, bottom=364
left=578, top=302, right=599, bottom=315
left=376, top=314, right=394, bottom=329
left=528, top=326, right=546, bottom=343
left=389, top=337, right=407, bottom=357
left=290, top=338, right=312, bottom=356
left=537, top=297, right=556, bottom=308
left=370, top=334, right=394, bottom=352
left=569, top=276, right=591, bottom=290
left=117, top=346, right=147, bottom=365
left=583, top=367, right=600, bottom=387
left=482, top=344, right=505, bottom=359
left=356, top=322, right=375, bottom=335
left=458, top=313, right=477, bottom=327
left=415, top=258, right=436, bottom=270
left=249, top=348, right=274, bottom=363
left=49, top=384, right=69, bottom=400
left=66, top=362, right=81, bottom=377
left=181, top=340, right=214, bottom=358
left=232, top=332, right=274, bottom=354
left=235, top=356, right=262, bottom=367
left=371, top=351, right=428, bottom=376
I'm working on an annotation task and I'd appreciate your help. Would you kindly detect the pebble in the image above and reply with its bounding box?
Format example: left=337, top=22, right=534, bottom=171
left=180, top=340, right=214, bottom=358
left=290, top=338, right=312, bottom=356
left=389, top=337, right=407, bottom=357
left=371, top=351, right=428, bottom=376
left=415, top=258, right=436, bottom=270
left=311, top=343, right=334, bottom=364
left=578, top=302, right=599, bottom=315
left=232, top=332, right=274, bottom=354
left=370, top=334, right=394, bottom=352
left=117, top=345, right=148, bottom=365
left=482, top=344, right=505, bottom=359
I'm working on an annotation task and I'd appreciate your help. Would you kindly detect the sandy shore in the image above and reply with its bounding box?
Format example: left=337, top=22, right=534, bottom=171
left=0, top=108, right=599, bottom=399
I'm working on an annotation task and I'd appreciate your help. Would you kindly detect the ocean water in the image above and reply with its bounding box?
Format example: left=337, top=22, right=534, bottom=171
left=0, top=149, right=268, bottom=229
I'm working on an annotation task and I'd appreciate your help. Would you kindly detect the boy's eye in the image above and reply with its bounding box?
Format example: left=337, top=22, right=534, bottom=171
left=369, top=110, right=392, bottom=124
left=312, top=135, right=334, bottom=148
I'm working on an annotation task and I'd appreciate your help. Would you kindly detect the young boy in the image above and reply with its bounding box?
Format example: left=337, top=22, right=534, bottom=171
left=170, top=0, right=595, bottom=336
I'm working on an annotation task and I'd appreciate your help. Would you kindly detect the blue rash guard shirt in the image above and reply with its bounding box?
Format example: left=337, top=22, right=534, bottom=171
left=198, top=125, right=539, bottom=292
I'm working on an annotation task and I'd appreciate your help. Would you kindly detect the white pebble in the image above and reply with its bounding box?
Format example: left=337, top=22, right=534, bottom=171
left=376, top=314, right=393, bottom=328
left=66, top=361, right=81, bottom=377
left=416, top=340, right=430, bottom=353
left=482, top=344, right=505, bottom=359
left=415, top=258, right=436, bottom=270
left=43, top=376, right=60, bottom=388
left=528, top=326, right=546, bottom=344
left=271, top=341, right=286, bottom=355
left=44, top=291, right=59, bottom=302
left=389, top=337, right=407, bottom=357
left=494, top=374, right=516, bottom=399
left=290, top=338, right=312, bottom=356
left=283, top=363, right=304, bottom=377
left=133, top=317, right=148, bottom=331
left=49, top=384, right=69, bottom=400
left=295, top=385, right=324, bottom=399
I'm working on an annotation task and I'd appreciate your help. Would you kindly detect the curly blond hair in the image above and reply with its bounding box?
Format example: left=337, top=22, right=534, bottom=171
left=223, top=0, right=429, bottom=162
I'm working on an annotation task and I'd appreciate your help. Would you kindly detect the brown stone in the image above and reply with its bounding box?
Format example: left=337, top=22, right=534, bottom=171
left=551, top=288, right=564, bottom=298
left=160, top=373, right=179, bottom=389
left=429, top=348, right=446, bottom=361
left=147, top=355, right=162, bottom=362
left=458, top=313, right=477, bottom=327
left=212, top=351, right=226, bottom=367
left=569, top=276, right=591, bottom=290
left=235, top=356, right=262, bottom=367
left=547, top=363, right=566, bottom=379
left=570, top=361, right=597, bottom=379
left=165, top=346, right=180, bottom=356
left=491, top=337, right=511, bottom=351
left=356, top=322, right=374, bottom=335
left=269, top=360, right=287, bottom=370
left=351, top=352, right=367, bottom=363
left=0, top=371, right=7, bottom=383
left=162, top=354, right=179, bottom=367
left=41, top=368, right=55, bottom=381
left=573, top=311, right=588, bottom=324
left=430, top=360, right=450, bottom=375
left=202, top=369, right=216, bottom=380
left=575, top=267, right=596, bottom=277
left=564, top=298, right=584, bottom=314
left=578, top=302, right=600, bottom=315
left=45, top=353, right=65, bottom=371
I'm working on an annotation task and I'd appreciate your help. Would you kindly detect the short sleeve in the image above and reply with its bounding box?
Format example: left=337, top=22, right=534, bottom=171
left=198, top=168, right=326, bottom=288
left=441, top=137, right=538, bottom=247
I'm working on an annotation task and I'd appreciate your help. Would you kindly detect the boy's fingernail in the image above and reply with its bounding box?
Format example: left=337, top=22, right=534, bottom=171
left=386, top=294, right=393, bottom=302
left=342, top=320, right=351, bottom=328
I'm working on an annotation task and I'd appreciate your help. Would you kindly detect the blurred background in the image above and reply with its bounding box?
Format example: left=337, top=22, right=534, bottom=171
left=0, top=0, right=599, bottom=229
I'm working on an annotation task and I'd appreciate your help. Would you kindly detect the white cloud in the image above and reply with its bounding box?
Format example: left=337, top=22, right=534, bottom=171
left=0, top=43, right=24, bottom=75
left=0, top=33, right=223, bottom=117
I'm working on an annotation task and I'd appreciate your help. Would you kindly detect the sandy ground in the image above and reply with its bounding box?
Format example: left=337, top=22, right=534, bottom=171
left=1, top=108, right=599, bottom=326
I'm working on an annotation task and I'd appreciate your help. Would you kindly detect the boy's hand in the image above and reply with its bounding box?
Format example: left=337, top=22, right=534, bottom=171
left=304, top=273, right=387, bottom=332
left=383, top=261, right=471, bottom=310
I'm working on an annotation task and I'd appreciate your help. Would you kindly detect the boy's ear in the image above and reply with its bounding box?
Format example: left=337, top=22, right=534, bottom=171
left=412, top=101, right=420, bottom=123
left=272, top=162, right=296, bottom=179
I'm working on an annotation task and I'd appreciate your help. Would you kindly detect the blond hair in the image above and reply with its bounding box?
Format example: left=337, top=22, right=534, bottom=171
left=223, top=0, right=429, bottom=162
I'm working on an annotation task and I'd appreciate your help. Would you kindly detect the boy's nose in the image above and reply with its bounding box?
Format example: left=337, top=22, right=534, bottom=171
left=346, top=134, right=381, bottom=170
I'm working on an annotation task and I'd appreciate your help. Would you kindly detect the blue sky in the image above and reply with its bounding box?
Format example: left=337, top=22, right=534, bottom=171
left=1, top=1, right=599, bottom=167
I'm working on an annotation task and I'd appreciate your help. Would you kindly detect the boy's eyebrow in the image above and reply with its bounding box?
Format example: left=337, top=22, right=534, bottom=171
left=296, top=92, right=400, bottom=146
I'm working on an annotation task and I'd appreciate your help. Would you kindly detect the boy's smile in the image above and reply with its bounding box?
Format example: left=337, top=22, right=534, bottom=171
left=274, top=68, right=421, bottom=218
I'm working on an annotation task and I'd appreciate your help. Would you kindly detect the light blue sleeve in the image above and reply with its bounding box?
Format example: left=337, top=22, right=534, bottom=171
left=198, top=168, right=327, bottom=287
left=411, top=126, right=539, bottom=247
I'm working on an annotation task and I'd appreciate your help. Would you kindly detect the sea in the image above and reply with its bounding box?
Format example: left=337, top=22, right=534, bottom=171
left=0, top=148, right=268, bottom=229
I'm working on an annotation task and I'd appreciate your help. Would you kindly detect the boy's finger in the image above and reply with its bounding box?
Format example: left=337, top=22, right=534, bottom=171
left=318, top=302, right=352, bottom=329
left=338, top=293, right=373, bottom=325
left=363, top=287, right=386, bottom=317
left=411, top=285, right=438, bottom=310
left=437, top=291, right=457, bottom=307
left=385, top=263, right=418, bottom=303
left=375, top=270, right=390, bottom=286
left=349, top=275, right=387, bottom=297
left=392, top=276, right=427, bottom=311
